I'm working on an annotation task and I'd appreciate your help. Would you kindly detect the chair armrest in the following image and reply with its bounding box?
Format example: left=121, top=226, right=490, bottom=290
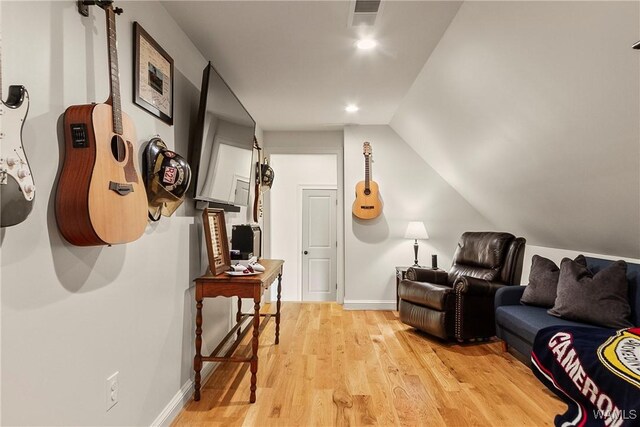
left=406, top=267, right=447, bottom=285
left=454, top=276, right=504, bottom=297
left=494, top=285, right=526, bottom=307
left=452, top=276, right=506, bottom=341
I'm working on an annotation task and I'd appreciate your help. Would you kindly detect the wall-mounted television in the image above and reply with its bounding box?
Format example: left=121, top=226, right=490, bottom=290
left=191, top=62, right=255, bottom=209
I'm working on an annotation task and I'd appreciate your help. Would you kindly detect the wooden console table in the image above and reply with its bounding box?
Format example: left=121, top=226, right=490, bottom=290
left=193, top=259, right=284, bottom=403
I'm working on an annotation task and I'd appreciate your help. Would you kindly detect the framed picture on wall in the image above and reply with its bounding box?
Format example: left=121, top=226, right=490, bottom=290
left=202, top=208, right=231, bottom=275
left=133, top=22, right=174, bottom=125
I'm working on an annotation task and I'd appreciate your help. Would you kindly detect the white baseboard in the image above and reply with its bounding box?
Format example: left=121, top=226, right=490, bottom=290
left=151, top=362, right=218, bottom=427
left=342, top=300, right=396, bottom=310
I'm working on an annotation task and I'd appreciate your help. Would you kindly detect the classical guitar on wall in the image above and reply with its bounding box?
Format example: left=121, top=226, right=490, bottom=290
left=0, top=34, right=35, bottom=227
left=352, top=141, right=382, bottom=220
left=55, top=2, right=148, bottom=246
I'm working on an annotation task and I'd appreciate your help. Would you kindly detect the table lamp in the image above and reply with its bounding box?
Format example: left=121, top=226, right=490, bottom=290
left=404, top=221, right=429, bottom=267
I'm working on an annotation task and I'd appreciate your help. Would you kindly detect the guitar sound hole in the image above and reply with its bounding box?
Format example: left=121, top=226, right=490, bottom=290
left=364, top=189, right=371, bottom=196
left=111, top=135, right=126, bottom=162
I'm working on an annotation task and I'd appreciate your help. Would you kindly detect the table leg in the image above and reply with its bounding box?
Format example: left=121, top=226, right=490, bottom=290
left=396, top=273, right=400, bottom=311
left=275, top=272, right=282, bottom=345
left=194, top=297, right=203, bottom=401
left=236, top=297, right=243, bottom=339
left=250, top=296, right=260, bottom=403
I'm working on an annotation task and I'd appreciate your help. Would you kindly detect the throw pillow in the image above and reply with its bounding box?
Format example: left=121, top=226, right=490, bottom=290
left=548, top=258, right=632, bottom=329
left=520, top=254, right=586, bottom=308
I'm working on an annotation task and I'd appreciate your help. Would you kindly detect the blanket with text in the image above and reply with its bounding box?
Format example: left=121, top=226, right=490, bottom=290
left=531, top=326, right=640, bottom=427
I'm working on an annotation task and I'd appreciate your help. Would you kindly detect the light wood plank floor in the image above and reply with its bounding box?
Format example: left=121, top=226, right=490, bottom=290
left=173, top=303, right=564, bottom=426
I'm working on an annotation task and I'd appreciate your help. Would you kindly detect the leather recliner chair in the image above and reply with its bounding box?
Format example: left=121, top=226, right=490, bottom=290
left=398, top=232, right=526, bottom=341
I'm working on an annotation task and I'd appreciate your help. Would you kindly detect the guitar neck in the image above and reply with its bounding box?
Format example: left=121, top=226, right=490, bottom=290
left=105, top=7, right=123, bottom=135
left=364, top=155, right=371, bottom=190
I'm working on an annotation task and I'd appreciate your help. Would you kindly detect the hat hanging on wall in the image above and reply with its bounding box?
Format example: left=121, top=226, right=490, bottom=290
left=259, top=159, right=275, bottom=191
left=142, top=137, right=192, bottom=221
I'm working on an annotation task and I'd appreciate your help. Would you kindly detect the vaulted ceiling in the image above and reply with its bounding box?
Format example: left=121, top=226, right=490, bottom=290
left=162, top=0, right=461, bottom=130
left=163, top=0, right=640, bottom=258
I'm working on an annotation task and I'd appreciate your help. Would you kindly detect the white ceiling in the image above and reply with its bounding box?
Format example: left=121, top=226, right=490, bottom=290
left=162, top=1, right=462, bottom=130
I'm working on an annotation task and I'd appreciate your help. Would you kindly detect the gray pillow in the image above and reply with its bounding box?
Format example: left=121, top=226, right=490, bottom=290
left=521, top=255, right=586, bottom=308
left=548, top=258, right=632, bottom=329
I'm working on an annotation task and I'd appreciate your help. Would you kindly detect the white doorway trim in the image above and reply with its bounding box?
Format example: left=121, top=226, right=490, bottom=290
left=264, top=146, right=345, bottom=304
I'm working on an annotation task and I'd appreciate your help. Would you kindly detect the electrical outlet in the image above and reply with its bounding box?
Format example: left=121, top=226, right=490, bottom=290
left=106, top=372, right=119, bottom=411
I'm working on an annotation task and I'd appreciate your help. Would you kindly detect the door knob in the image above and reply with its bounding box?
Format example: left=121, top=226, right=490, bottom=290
left=303, top=251, right=308, bottom=255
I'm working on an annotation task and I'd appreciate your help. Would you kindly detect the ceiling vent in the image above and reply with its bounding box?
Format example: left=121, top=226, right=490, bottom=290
left=348, top=0, right=383, bottom=27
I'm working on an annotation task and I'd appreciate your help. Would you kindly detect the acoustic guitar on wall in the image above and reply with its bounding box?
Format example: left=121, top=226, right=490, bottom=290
left=55, top=2, right=147, bottom=246
left=352, top=141, right=382, bottom=220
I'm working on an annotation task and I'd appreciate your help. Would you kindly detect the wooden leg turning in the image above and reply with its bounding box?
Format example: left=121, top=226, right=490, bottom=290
left=275, top=272, right=282, bottom=345
left=236, top=297, right=243, bottom=339
left=194, top=298, right=203, bottom=401
left=250, top=296, right=260, bottom=403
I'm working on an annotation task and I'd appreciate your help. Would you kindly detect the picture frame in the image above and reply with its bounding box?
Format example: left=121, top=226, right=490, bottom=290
left=202, top=208, right=231, bottom=275
left=133, top=22, right=174, bottom=125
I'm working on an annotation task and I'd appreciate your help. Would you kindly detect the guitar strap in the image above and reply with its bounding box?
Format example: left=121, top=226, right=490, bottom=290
left=253, top=136, right=262, bottom=223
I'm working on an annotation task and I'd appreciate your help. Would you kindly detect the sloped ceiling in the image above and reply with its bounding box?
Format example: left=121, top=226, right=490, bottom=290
left=391, top=1, right=640, bottom=257
left=163, top=1, right=640, bottom=257
left=161, top=0, right=461, bottom=130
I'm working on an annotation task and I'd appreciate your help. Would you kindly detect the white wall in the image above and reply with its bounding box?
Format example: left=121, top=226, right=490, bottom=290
left=343, top=125, right=493, bottom=309
left=0, top=2, right=252, bottom=425
left=268, top=154, right=338, bottom=301
left=263, top=130, right=344, bottom=302
left=391, top=1, right=640, bottom=258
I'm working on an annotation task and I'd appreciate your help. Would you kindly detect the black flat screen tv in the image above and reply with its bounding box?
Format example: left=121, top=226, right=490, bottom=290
left=190, top=62, right=255, bottom=208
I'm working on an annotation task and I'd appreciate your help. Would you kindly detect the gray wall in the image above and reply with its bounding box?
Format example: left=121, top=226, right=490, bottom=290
left=391, top=1, right=640, bottom=258
left=0, top=1, right=245, bottom=425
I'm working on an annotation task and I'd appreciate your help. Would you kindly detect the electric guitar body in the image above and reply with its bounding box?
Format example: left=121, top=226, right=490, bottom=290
left=1, top=30, right=35, bottom=227
left=1, top=85, right=35, bottom=227
left=352, top=141, right=382, bottom=220
left=55, top=3, right=147, bottom=246
left=56, top=103, right=147, bottom=245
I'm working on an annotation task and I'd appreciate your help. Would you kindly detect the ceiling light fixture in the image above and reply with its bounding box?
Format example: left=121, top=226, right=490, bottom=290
left=356, top=39, right=377, bottom=50
left=345, top=104, right=359, bottom=113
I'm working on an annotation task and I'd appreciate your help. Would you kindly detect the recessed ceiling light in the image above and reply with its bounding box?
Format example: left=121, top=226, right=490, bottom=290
left=356, top=39, right=377, bottom=50
left=345, top=104, right=359, bottom=113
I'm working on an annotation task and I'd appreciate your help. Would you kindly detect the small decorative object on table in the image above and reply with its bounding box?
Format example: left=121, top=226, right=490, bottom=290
left=404, top=221, right=429, bottom=266
left=202, top=208, right=231, bottom=275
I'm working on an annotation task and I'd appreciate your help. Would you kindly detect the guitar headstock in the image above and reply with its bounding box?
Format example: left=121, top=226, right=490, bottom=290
left=94, top=1, right=123, bottom=14
left=363, top=142, right=372, bottom=157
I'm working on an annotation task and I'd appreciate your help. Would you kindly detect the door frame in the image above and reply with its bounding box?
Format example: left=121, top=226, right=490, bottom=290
left=299, top=185, right=338, bottom=302
left=263, top=148, right=345, bottom=305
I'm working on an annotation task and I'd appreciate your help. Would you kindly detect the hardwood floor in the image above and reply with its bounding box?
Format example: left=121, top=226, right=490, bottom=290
left=173, top=303, right=564, bottom=426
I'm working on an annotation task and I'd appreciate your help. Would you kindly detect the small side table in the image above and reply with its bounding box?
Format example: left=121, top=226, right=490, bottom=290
left=193, top=259, right=284, bottom=403
left=395, top=266, right=412, bottom=310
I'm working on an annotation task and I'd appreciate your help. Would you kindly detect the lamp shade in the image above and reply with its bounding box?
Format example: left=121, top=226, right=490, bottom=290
left=404, top=221, right=429, bottom=240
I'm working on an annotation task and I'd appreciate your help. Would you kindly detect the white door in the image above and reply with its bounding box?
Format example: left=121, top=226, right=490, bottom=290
left=302, top=189, right=337, bottom=302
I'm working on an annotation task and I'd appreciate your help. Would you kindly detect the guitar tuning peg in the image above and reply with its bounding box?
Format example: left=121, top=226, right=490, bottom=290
left=114, top=7, right=123, bottom=14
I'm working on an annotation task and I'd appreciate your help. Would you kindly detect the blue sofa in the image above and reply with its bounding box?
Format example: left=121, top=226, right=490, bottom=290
left=495, top=257, right=640, bottom=358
